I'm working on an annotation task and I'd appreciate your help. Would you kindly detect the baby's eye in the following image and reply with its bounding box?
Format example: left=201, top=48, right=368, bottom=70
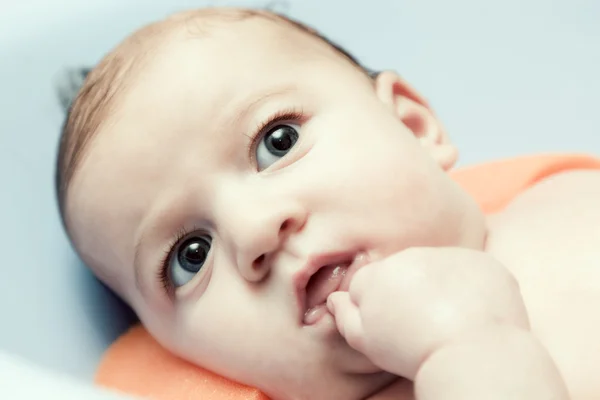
left=256, top=124, right=300, bottom=170
left=170, top=236, right=212, bottom=287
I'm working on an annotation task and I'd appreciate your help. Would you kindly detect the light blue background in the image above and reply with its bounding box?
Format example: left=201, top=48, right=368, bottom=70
left=1, top=0, right=598, bottom=381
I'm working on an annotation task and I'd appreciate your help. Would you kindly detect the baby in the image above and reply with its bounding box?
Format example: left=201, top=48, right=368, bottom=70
left=56, top=7, right=600, bottom=400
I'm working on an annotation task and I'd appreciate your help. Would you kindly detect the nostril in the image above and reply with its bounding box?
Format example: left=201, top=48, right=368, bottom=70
left=253, top=254, right=266, bottom=270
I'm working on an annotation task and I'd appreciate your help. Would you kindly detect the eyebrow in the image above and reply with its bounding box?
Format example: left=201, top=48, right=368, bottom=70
left=131, top=84, right=298, bottom=296
left=230, top=84, right=298, bottom=129
left=133, top=200, right=177, bottom=297
left=133, top=226, right=151, bottom=295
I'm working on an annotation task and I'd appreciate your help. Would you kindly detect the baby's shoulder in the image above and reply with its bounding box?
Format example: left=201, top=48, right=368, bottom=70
left=489, top=168, right=600, bottom=236
left=486, top=168, right=600, bottom=399
left=486, top=167, right=600, bottom=268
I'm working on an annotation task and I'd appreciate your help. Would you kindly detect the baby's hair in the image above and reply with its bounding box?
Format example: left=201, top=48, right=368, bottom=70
left=55, top=8, right=377, bottom=231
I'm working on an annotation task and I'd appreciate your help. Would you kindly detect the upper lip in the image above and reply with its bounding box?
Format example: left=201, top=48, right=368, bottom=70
left=293, top=251, right=356, bottom=323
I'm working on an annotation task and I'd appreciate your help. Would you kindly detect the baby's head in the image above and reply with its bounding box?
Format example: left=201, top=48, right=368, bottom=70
left=57, top=8, right=486, bottom=399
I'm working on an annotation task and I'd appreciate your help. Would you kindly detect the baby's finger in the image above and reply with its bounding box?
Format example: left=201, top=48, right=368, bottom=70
left=345, top=262, right=376, bottom=304
left=327, top=292, right=365, bottom=352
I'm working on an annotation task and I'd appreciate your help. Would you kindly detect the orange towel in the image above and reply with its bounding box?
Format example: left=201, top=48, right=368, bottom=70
left=95, top=153, right=600, bottom=400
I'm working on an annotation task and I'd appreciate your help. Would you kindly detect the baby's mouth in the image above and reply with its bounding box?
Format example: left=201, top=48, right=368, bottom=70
left=303, top=262, right=351, bottom=325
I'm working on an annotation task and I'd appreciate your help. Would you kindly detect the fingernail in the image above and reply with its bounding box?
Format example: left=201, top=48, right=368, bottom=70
left=326, top=293, right=336, bottom=313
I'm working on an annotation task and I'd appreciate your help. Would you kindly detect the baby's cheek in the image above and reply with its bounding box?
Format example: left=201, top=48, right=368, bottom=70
left=167, top=305, right=237, bottom=367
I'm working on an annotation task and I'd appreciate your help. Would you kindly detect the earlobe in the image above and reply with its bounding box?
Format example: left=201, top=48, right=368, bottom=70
left=375, top=71, right=458, bottom=170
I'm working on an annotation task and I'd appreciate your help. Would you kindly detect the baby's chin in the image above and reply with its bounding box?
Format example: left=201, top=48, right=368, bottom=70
left=317, top=312, right=382, bottom=373
left=243, top=332, right=392, bottom=400
left=269, top=369, right=398, bottom=400
left=277, top=340, right=393, bottom=399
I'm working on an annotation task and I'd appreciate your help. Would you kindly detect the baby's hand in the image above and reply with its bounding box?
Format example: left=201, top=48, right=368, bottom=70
left=327, top=247, right=529, bottom=378
left=328, top=247, right=569, bottom=399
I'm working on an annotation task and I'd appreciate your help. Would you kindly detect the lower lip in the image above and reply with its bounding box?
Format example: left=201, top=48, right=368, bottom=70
left=303, top=304, right=330, bottom=325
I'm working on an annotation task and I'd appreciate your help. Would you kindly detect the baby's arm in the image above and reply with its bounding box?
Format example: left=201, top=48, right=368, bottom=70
left=328, top=247, right=569, bottom=399
left=415, top=326, right=568, bottom=399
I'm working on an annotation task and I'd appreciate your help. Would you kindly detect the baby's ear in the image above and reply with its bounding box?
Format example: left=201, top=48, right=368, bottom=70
left=374, top=71, right=458, bottom=170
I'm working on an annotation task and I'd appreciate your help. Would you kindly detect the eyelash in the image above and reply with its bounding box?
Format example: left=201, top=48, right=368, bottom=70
left=157, top=108, right=306, bottom=294
left=157, top=226, right=194, bottom=294
left=246, top=107, right=306, bottom=167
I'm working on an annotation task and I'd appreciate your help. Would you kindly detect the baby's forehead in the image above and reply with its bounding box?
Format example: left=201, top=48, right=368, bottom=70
left=105, top=14, right=346, bottom=133
left=74, top=12, right=334, bottom=177
left=105, top=11, right=340, bottom=117
left=70, top=12, right=341, bottom=227
left=124, top=10, right=330, bottom=64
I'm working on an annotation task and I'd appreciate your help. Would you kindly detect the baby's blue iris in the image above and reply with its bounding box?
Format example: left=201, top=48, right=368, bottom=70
left=256, top=124, right=299, bottom=170
left=171, top=236, right=211, bottom=287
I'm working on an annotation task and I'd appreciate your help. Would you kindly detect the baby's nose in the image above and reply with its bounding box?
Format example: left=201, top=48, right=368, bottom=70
left=213, top=179, right=307, bottom=281
left=236, top=206, right=306, bottom=282
left=236, top=214, right=304, bottom=282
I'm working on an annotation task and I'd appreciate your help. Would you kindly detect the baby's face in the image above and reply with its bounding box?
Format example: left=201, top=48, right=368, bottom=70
left=68, top=16, right=485, bottom=400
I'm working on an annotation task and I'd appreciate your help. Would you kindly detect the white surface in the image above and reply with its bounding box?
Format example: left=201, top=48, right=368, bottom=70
left=0, top=351, right=138, bottom=399
left=0, top=0, right=598, bottom=382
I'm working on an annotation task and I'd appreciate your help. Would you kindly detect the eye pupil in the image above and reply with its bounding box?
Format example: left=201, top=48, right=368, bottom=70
left=178, top=238, right=210, bottom=273
left=265, top=125, right=298, bottom=156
